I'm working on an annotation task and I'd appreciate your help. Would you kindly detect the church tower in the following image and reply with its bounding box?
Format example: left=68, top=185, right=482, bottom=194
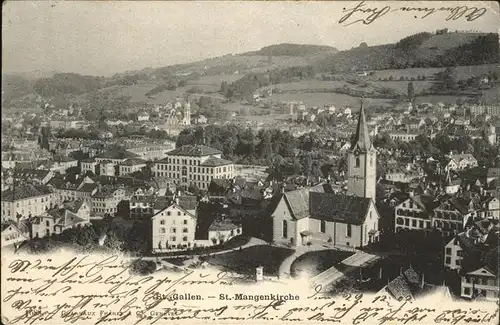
left=183, top=101, right=191, bottom=126
left=347, top=100, right=377, bottom=201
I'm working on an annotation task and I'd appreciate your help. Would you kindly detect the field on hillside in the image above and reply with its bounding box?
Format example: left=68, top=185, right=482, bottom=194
left=264, top=92, right=394, bottom=109
left=370, top=64, right=499, bottom=80
left=261, top=79, right=433, bottom=96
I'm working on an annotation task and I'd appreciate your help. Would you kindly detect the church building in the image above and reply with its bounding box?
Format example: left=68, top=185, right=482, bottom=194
left=270, top=102, right=380, bottom=248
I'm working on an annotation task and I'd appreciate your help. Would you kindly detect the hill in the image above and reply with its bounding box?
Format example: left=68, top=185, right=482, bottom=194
left=242, top=43, right=338, bottom=56
left=2, top=75, right=34, bottom=104
left=315, top=32, right=499, bottom=72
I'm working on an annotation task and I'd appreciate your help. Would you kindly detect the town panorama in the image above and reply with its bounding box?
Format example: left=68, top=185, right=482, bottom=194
left=2, top=2, right=500, bottom=305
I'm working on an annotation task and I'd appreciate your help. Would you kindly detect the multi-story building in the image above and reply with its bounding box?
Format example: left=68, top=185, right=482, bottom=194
left=389, top=132, right=419, bottom=142
left=477, top=196, right=500, bottom=220
left=153, top=145, right=235, bottom=190
left=127, top=143, right=175, bottom=161
left=49, top=176, right=97, bottom=204
left=433, top=197, right=474, bottom=237
left=30, top=200, right=91, bottom=239
left=151, top=196, right=198, bottom=252
left=1, top=220, right=29, bottom=248
left=81, top=159, right=99, bottom=175
left=118, top=158, right=147, bottom=176
left=444, top=219, right=497, bottom=271
left=446, top=154, right=478, bottom=171
left=394, top=195, right=435, bottom=232
left=460, top=248, right=499, bottom=301
left=129, top=195, right=169, bottom=220
left=99, top=161, right=116, bottom=176
left=1, top=184, right=52, bottom=221
left=91, top=185, right=129, bottom=218
left=94, top=148, right=140, bottom=165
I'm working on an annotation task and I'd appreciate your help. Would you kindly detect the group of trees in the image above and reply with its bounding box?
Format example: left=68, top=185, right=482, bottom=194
left=374, top=132, right=499, bottom=168
left=177, top=125, right=348, bottom=179
left=220, top=66, right=315, bottom=100
left=33, top=73, right=106, bottom=97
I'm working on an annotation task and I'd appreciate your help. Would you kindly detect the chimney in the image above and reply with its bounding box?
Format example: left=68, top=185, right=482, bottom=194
left=175, top=197, right=179, bottom=205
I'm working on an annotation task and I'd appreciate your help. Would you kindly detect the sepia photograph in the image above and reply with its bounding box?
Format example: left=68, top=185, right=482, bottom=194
left=1, top=1, right=500, bottom=324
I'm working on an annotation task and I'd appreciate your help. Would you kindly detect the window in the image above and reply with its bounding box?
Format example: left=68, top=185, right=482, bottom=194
left=412, top=220, right=417, bottom=227
left=445, top=257, right=451, bottom=264
left=183, top=220, right=187, bottom=225
left=346, top=224, right=352, bottom=237
left=160, top=220, right=165, bottom=225
left=45, top=220, right=50, bottom=227
left=183, top=236, right=188, bottom=242
left=464, top=288, right=470, bottom=295
left=405, top=218, right=409, bottom=226
left=177, top=211, right=181, bottom=216
left=171, top=228, right=176, bottom=233
left=171, top=236, right=176, bottom=242
left=182, top=228, right=188, bottom=233
left=320, top=220, right=326, bottom=233
left=456, top=259, right=461, bottom=266
left=282, top=220, right=288, bottom=239
left=355, top=157, right=360, bottom=168
left=482, top=278, right=488, bottom=285
left=446, top=248, right=452, bottom=255
left=160, top=228, right=166, bottom=233
left=457, top=250, right=463, bottom=257
left=419, top=220, right=423, bottom=228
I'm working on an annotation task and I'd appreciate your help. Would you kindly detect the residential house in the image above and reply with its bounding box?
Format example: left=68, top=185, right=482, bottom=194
left=460, top=248, right=499, bottom=301
left=394, top=195, right=436, bottom=232
left=151, top=196, right=198, bottom=252
left=1, top=220, right=29, bottom=248
left=118, top=158, right=147, bottom=176
left=433, top=197, right=475, bottom=237
left=91, top=185, right=129, bottom=219
left=1, top=184, right=52, bottom=221
left=446, top=154, right=478, bottom=171
left=30, top=200, right=91, bottom=239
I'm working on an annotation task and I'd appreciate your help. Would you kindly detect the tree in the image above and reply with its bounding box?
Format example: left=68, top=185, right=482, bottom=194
left=443, top=67, right=458, bottom=90
left=359, top=42, right=368, bottom=48
left=407, top=82, right=415, bottom=98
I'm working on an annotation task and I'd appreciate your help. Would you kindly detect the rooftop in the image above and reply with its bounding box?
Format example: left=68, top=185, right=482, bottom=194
left=1, top=184, right=51, bottom=201
left=168, top=145, right=222, bottom=157
left=200, top=156, right=232, bottom=167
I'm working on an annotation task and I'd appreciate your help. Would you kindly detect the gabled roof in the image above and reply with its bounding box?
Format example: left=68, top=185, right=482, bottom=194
left=167, top=145, right=222, bottom=157
left=1, top=184, right=51, bottom=201
left=283, top=188, right=310, bottom=220
left=309, top=192, right=372, bottom=225
left=12, top=169, right=52, bottom=181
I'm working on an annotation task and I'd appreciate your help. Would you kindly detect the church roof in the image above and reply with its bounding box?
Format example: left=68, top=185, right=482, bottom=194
left=309, top=192, right=372, bottom=225
left=350, top=102, right=372, bottom=152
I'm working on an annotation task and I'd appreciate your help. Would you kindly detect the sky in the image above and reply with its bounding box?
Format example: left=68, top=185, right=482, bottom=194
left=3, top=0, right=499, bottom=76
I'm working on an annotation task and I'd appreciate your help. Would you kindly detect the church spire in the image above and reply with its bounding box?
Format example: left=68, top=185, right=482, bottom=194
left=351, top=98, right=372, bottom=151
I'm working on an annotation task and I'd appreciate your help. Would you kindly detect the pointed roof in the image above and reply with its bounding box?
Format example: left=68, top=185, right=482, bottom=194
left=350, top=100, right=372, bottom=151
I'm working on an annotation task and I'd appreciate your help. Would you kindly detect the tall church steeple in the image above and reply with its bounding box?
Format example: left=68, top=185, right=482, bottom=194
left=347, top=99, right=377, bottom=201
left=351, top=100, right=372, bottom=152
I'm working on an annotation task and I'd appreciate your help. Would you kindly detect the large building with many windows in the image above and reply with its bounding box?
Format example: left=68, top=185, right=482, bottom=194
left=1, top=184, right=52, bottom=221
left=152, top=145, right=234, bottom=190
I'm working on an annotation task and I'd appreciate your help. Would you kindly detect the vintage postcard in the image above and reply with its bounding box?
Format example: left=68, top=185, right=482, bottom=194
left=1, top=1, right=499, bottom=324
